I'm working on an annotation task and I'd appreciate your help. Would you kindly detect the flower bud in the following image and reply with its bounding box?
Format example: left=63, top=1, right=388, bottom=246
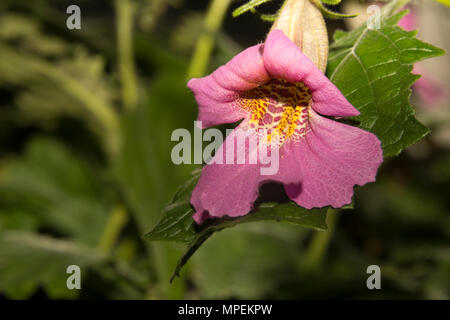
left=270, top=0, right=329, bottom=73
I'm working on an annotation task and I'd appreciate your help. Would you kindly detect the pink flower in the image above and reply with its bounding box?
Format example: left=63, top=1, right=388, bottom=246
left=187, top=30, right=383, bottom=224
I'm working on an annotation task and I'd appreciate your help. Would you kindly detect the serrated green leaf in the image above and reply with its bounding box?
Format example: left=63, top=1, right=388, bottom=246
left=168, top=201, right=327, bottom=281
left=327, top=9, right=445, bottom=157
left=232, top=0, right=272, bottom=18
left=146, top=169, right=327, bottom=243
left=146, top=172, right=328, bottom=280
left=144, top=170, right=200, bottom=243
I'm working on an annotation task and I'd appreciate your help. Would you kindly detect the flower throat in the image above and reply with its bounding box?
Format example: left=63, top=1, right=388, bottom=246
left=238, top=79, right=312, bottom=145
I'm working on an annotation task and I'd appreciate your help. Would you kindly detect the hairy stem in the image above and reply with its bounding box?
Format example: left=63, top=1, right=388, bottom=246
left=187, top=0, right=232, bottom=78
left=116, top=0, right=138, bottom=111
left=383, top=0, right=412, bottom=16
left=304, top=208, right=338, bottom=270
left=98, top=205, right=129, bottom=254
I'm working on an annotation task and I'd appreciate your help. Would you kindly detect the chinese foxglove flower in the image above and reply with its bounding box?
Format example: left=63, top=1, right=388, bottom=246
left=188, top=30, right=383, bottom=224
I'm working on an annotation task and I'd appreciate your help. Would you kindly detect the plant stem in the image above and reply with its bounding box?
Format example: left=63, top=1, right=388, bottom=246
left=187, top=0, right=232, bottom=78
left=98, top=205, right=129, bottom=255
left=304, top=208, right=338, bottom=270
left=116, top=0, right=138, bottom=111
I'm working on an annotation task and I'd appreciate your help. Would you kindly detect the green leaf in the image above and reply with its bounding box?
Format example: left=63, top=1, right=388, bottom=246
left=169, top=201, right=327, bottom=281
left=146, top=172, right=328, bottom=280
left=327, top=9, right=445, bottom=157
left=0, top=231, right=105, bottom=299
left=144, top=170, right=200, bottom=243
left=333, top=29, right=347, bottom=41
left=0, top=137, right=111, bottom=246
left=232, top=0, right=273, bottom=18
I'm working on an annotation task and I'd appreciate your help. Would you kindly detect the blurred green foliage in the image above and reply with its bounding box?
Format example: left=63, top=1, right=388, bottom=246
left=0, top=0, right=448, bottom=300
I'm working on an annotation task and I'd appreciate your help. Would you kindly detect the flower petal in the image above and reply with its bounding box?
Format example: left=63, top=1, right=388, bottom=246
left=285, top=109, right=382, bottom=208
left=191, top=161, right=262, bottom=224
left=191, top=126, right=301, bottom=223
left=212, top=44, right=270, bottom=92
left=263, top=30, right=314, bottom=83
left=187, top=44, right=270, bottom=128
left=263, top=30, right=359, bottom=117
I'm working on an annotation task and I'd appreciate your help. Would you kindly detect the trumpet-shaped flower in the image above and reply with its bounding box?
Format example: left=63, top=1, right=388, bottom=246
left=187, top=30, right=383, bottom=224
